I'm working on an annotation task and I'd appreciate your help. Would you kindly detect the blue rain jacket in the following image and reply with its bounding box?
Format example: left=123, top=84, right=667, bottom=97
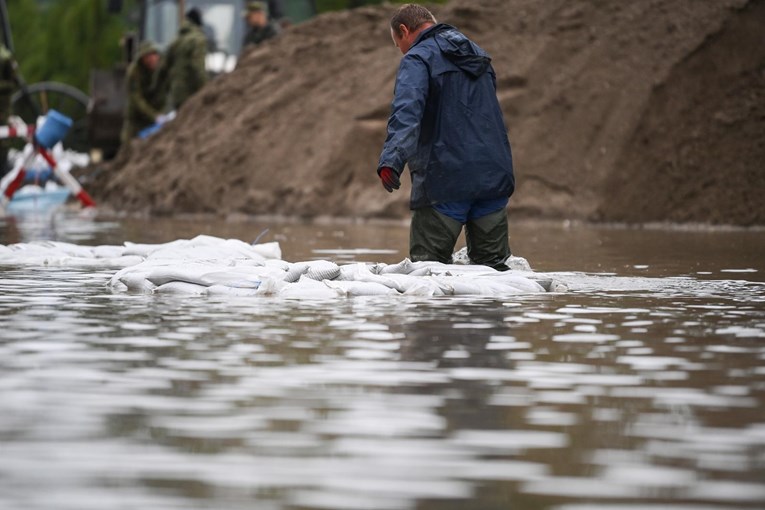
left=378, top=24, right=514, bottom=210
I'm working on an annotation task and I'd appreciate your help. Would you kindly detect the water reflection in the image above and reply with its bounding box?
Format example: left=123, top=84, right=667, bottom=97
left=1, top=216, right=764, bottom=509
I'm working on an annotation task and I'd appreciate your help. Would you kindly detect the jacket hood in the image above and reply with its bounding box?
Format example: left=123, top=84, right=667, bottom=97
left=417, top=24, right=491, bottom=78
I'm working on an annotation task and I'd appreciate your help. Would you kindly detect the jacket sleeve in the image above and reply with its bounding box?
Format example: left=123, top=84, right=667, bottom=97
left=189, top=36, right=208, bottom=91
left=128, top=68, right=159, bottom=122
left=153, top=53, right=171, bottom=101
left=377, top=54, right=430, bottom=175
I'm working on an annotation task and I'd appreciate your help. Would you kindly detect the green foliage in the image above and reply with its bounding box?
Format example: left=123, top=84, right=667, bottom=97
left=316, top=0, right=448, bottom=14
left=8, top=0, right=128, bottom=93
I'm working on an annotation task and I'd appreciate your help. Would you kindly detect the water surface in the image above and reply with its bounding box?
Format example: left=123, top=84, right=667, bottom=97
left=1, top=210, right=764, bottom=510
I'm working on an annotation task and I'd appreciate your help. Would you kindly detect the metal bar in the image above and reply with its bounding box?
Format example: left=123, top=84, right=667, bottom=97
left=178, top=0, right=186, bottom=28
left=38, top=146, right=96, bottom=208
left=0, top=0, right=13, bottom=53
left=1, top=144, right=36, bottom=203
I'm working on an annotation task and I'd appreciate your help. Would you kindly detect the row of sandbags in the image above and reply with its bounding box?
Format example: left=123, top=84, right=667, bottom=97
left=0, top=235, right=281, bottom=268
left=110, top=258, right=557, bottom=298
left=0, top=234, right=562, bottom=297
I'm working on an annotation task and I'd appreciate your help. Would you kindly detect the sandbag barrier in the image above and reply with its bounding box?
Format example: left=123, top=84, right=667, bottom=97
left=0, top=235, right=566, bottom=298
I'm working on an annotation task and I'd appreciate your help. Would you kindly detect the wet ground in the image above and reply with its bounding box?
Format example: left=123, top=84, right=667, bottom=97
left=1, top=209, right=764, bottom=510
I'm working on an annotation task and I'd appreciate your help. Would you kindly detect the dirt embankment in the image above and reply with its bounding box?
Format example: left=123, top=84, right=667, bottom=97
left=89, top=0, right=765, bottom=226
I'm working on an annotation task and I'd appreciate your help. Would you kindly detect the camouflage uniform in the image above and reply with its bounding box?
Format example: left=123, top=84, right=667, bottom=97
left=121, top=42, right=163, bottom=143
left=0, top=44, right=17, bottom=176
left=242, top=21, right=280, bottom=49
left=241, top=1, right=280, bottom=53
left=157, top=21, right=208, bottom=110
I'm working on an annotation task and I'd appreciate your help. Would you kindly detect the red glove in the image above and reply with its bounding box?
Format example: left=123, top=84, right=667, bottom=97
left=378, top=167, right=400, bottom=193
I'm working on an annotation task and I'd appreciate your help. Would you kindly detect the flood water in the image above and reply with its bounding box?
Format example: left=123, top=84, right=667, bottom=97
left=1, top=209, right=764, bottom=510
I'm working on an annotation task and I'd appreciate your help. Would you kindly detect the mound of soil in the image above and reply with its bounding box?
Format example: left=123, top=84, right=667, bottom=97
left=89, top=0, right=764, bottom=226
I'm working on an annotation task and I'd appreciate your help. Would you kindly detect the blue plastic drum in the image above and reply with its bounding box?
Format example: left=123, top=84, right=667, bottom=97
left=34, top=110, right=73, bottom=149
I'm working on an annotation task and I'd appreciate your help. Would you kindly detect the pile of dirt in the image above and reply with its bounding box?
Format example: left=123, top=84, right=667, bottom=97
left=89, top=0, right=765, bottom=226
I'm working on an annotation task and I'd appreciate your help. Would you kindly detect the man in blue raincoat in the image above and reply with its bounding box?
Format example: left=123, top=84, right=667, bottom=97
left=377, top=4, right=515, bottom=270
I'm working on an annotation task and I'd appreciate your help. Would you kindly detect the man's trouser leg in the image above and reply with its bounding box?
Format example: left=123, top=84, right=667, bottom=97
left=410, top=207, right=463, bottom=263
left=465, top=208, right=511, bottom=270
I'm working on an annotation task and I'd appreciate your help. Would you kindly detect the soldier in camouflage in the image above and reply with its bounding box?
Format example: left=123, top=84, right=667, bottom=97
left=157, top=8, right=208, bottom=111
left=121, top=41, right=162, bottom=143
left=0, top=43, right=18, bottom=177
left=241, top=1, right=280, bottom=53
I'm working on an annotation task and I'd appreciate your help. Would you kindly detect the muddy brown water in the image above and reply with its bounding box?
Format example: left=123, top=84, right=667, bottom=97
left=1, top=210, right=764, bottom=510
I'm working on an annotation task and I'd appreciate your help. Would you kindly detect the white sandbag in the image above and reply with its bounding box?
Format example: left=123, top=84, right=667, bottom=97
left=255, top=277, right=286, bottom=296
left=145, top=262, right=225, bottom=286
left=264, top=259, right=290, bottom=271
left=39, top=241, right=97, bottom=258
left=379, top=258, right=415, bottom=275
left=278, top=275, right=343, bottom=299
left=109, top=266, right=145, bottom=288
left=403, top=278, right=450, bottom=297
left=409, top=261, right=496, bottom=276
left=433, top=276, right=523, bottom=296
left=0, top=242, right=76, bottom=264
left=198, top=271, right=261, bottom=288
left=92, top=245, right=128, bottom=259
left=198, top=264, right=281, bottom=283
left=338, top=263, right=406, bottom=292
left=302, top=260, right=341, bottom=281
left=323, top=279, right=398, bottom=297
left=451, top=247, right=471, bottom=265
left=109, top=280, right=128, bottom=292
left=220, top=239, right=269, bottom=262
left=250, top=241, right=282, bottom=260
left=57, top=255, right=143, bottom=269
left=153, top=281, right=208, bottom=295
left=147, top=245, right=235, bottom=262
left=123, top=239, right=188, bottom=257
left=381, top=273, right=435, bottom=293
left=284, top=263, right=309, bottom=283
left=407, top=266, right=432, bottom=277
left=108, top=259, right=167, bottom=287
left=102, top=255, right=145, bottom=268
left=2, top=255, right=67, bottom=266
left=431, top=277, right=488, bottom=296
left=119, top=274, right=156, bottom=293
left=206, top=285, right=261, bottom=297
left=337, top=263, right=363, bottom=281
left=506, top=255, right=532, bottom=271
left=235, top=258, right=267, bottom=267
left=481, top=273, right=546, bottom=293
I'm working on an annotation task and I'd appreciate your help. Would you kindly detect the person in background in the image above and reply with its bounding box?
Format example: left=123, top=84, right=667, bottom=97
left=0, top=43, right=18, bottom=178
left=121, top=41, right=163, bottom=143
left=157, top=8, right=208, bottom=111
left=241, top=1, right=280, bottom=53
left=266, top=0, right=285, bottom=22
left=376, top=4, right=516, bottom=271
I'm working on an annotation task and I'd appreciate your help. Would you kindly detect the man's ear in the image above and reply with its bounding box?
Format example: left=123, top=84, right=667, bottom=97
left=398, top=24, right=409, bottom=39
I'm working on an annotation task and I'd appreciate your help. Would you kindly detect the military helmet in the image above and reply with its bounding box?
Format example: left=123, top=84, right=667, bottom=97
left=243, top=1, right=268, bottom=15
left=136, top=40, right=159, bottom=59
